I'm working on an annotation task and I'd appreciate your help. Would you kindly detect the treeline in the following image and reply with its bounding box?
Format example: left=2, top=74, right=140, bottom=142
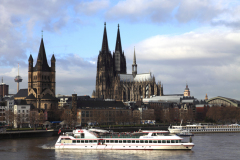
left=206, top=106, right=240, bottom=124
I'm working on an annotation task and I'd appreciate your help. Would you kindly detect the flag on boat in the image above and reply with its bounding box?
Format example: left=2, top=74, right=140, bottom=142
left=58, top=129, right=61, bottom=134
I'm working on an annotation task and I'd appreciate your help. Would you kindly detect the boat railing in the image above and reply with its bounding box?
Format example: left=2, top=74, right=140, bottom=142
left=99, top=135, right=142, bottom=138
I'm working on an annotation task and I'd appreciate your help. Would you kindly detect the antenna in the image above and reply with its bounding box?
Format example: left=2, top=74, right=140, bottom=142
left=14, top=63, right=23, bottom=93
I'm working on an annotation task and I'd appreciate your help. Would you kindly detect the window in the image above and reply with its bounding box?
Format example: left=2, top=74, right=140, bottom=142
left=73, top=140, right=76, bottom=143
left=140, top=140, right=144, bottom=143
left=85, top=140, right=88, bottom=143
left=110, top=140, right=114, bottom=143
left=89, top=140, right=93, bottom=143
left=123, top=140, right=126, bottom=143
left=153, top=140, right=157, bottom=143
left=115, top=140, right=118, bottom=143
left=119, top=140, right=122, bottom=143
left=82, top=111, right=85, bottom=117
left=167, top=140, right=170, bottom=143
left=94, top=140, right=97, bottom=143
left=132, top=140, right=135, bottom=143
left=127, top=140, right=131, bottom=143
left=145, top=140, right=148, bottom=143
left=81, top=133, right=85, bottom=138
left=81, top=140, right=84, bottom=143
left=86, top=111, right=89, bottom=117
left=171, top=140, right=175, bottom=143
left=22, top=110, right=25, bottom=113
left=77, top=140, right=80, bottom=143
left=149, top=140, right=152, bottom=143
left=136, top=140, right=139, bottom=143
left=106, top=140, right=109, bottom=143
left=162, top=140, right=166, bottom=143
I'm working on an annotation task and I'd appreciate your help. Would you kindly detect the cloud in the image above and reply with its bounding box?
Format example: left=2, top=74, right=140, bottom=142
left=123, top=28, right=240, bottom=99
left=75, top=0, right=109, bottom=16
left=105, top=0, right=240, bottom=28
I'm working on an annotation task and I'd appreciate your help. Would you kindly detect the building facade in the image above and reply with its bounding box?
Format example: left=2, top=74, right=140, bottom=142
left=93, top=23, right=163, bottom=102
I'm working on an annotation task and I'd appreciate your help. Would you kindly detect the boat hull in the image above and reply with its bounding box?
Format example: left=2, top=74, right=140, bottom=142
left=55, top=143, right=194, bottom=150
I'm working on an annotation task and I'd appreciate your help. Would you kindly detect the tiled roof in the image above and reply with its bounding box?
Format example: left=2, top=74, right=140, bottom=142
left=14, top=89, right=28, bottom=98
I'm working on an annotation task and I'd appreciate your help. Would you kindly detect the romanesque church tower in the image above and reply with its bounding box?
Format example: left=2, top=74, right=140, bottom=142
left=95, top=23, right=114, bottom=99
left=27, top=37, right=58, bottom=115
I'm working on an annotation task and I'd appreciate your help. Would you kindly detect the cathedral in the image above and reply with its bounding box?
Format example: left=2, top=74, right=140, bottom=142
left=93, top=23, right=163, bottom=102
left=26, top=37, right=58, bottom=115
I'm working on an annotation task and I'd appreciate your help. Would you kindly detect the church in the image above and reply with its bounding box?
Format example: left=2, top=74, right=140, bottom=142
left=93, top=23, right=163, bottom=102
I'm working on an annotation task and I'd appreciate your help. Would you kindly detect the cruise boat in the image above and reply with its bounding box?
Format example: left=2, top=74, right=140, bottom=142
left=168, top=123, right=240, bottom=134
left=55, top=129, right=194, bottom=150
left=176, top=130, right=194, bottom=136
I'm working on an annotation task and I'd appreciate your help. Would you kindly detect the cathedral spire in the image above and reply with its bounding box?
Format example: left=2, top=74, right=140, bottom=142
left=101, top=22, right=110, bottom=54
left=115, top=24, right=122, bottom=53
left=133, top=46, right=136, bottom=64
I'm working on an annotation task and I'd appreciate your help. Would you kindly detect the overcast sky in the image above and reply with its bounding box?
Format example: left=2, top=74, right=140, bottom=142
left=0, top=0, right=240, bottom=100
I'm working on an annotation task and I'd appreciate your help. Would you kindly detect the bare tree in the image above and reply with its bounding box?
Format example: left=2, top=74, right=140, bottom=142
left=29, top=110, right=39, bottom=130
left=5, top=110, right=14, bottom=129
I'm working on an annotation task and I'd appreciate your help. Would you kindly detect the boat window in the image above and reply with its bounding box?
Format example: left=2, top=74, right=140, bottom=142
left=167, top=140, right=170, bottom=143
left=140, top=140, right=144, bottom=143
left=132, top=140, right=135, bottom=143
left=158, top=140, right=161, bottom=143
left=153, top=140, right=157, bottom=143
left=89, top=140, right=93, bottom=143
left=115, top=140, right=118, bottom=143
left=123, top=140, right=126, bottom=143
left=110, top=140, right=114, bottom=143
left=119, top=140, right=122, bottom=143
left=179, top=140, right=181, bottom=143
left=149, top=140, right=152, bottom=143
left=94, top=140, right=97, bottom=143
left=103, top=140, right=105, bottom=143
left=73, top=140, right=76, bottom=143
left=171, top=140, right=175, bottom=143
left=85, top=140, right=88, bottom=143
left=81, top=133, right=85, bottom=138
left=127, top=140, right=131, bottom=143
left=136, top=140, right=139, bottom=143
left=176, top=140, right=178, bottom=143
left=145, top=140, right=148, bottom=143
left=81, top=140, right=84, bottom=143
left=77, top=140, right=80, bottom=143
left=106, top=140, right=109, bottom=143
left=162, top=140, right=166, bottom=143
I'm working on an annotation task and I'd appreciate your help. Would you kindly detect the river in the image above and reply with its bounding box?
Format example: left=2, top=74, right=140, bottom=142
left=0, top=133, right=239, bottom=160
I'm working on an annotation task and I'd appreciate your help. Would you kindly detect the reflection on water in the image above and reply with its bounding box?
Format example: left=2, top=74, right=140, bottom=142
left=55, top=149, right=193, bottom=160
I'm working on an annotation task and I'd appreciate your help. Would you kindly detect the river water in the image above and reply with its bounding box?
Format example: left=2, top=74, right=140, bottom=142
left=0, top=133, right=240, bottom=160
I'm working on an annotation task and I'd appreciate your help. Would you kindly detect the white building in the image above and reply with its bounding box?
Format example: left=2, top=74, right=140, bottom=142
left=14, top=102, right=30, bottom=128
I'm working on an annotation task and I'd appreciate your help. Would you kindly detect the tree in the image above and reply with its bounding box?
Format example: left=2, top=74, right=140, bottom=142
left=29, top=110, right=39, bottom=130
left=5, top=110, right=14, bottom=129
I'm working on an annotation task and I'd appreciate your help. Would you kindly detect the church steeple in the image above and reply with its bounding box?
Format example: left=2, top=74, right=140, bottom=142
left=115, top=24, right=122, bottom=54
left=34, top=38, right=50, bottom=71
left=101, top=22, right=110, bottom=54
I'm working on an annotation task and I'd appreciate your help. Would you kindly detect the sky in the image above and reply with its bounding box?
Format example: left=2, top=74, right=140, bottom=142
left=0, top=0, right=240, bottom=100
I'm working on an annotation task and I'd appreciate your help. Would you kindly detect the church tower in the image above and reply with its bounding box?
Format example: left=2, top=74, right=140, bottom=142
left=113, top=24, right=126, bottom=76
left=183, top=83, right=190, bottom=96
left=27, top=37, right=57, bottom=111
left=95, top=23, right=114, bottom=99
left=132, top=47, right=137, bottom=77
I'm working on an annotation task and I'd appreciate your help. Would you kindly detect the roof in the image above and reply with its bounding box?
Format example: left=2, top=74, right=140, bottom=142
left=42, top=93, right=58, bottom=100
left=119, top=73, right=152, bottom=82
left=115, top=24, right=122, bottom=54
left=33, top=38, right=51, bottom=72
left=25, top=94, right=36, bottom=100
left=14, top=89, right=28, bottom=98
left=101, top=23, right=110, bottom=54
left=207, top=96, right=240, bottom=107
left=77, top=100, right=127, bottom=109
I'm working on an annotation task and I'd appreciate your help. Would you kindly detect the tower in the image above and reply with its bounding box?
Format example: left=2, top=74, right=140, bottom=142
left=113, top=24, right=126, bottom=76
left=184, top=83, right=190, bottom=96
left=132, top=47, right=137, bottom=77
left=27, top=37, right=57, bottom=110
left=14, top=64, right=23, bottom=93
left=0, top=77, right=9, bottom=97
left=95, top=22, right=114, bottom=99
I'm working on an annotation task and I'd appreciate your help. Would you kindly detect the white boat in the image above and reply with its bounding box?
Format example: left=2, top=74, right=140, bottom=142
left=55, top=129, right=194, bottom=150
left=176, top=130, right=194, bottom=136
left=169, top=123, right=240, bottom=134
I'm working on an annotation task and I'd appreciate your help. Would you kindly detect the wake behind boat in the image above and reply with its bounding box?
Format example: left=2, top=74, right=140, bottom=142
left=55, top=129, right=194, bottom=150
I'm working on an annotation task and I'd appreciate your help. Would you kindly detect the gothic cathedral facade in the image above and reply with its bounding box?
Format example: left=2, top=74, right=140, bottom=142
left=93, top=23, right=163, bottom=102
